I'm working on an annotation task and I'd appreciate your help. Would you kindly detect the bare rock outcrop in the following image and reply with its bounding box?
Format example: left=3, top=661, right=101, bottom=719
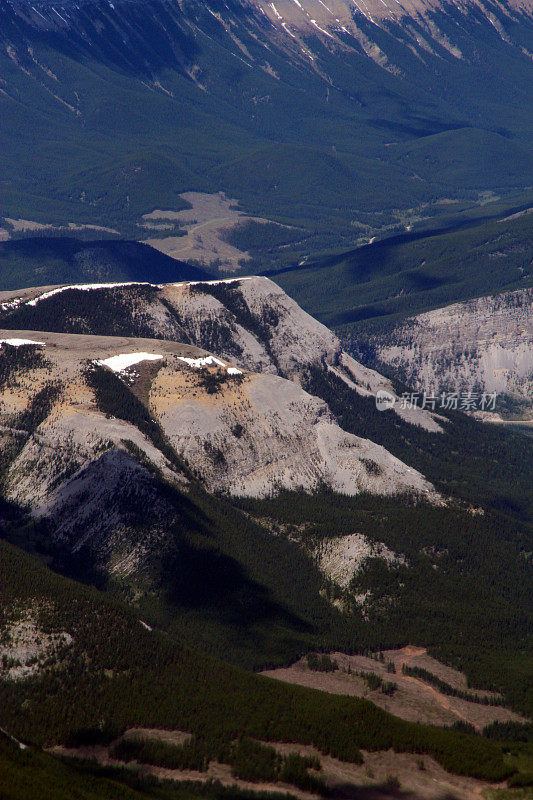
left=366, top=288, right=533, bottom=413
left=0, top=329, right=439, bottom=506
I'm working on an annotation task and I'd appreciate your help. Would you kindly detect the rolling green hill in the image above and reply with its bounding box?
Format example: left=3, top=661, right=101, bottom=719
left=0, top=238, right=211, bottom=291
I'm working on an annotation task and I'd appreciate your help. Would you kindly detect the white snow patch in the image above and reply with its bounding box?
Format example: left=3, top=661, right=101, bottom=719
left=282, top=21, right=298, bottom=38
left=351, top=0, right=376, bottom=23
left=31, top=6, right=48, bottom=20
left=0, top=338, right=45, bottom=347
left=52, top=7, right=68, bottom=23
left=317, top=0, right=335, bottom=15
left=310, top=19, right=334, bottom=36
left=178, top=355, right=226, bottom=369
left=139, top=620, right=152, bottom=631
left=0, top=727, right=27, bottom=750
left=0, top=297, right=24, bottom=313
left=97, top=353, right=163, bottom=372
left=177, top=355, right=243, bottom=375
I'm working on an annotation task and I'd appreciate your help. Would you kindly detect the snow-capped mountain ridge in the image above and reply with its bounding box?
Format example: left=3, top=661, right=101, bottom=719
left=0, top=275, right=443, bottom=430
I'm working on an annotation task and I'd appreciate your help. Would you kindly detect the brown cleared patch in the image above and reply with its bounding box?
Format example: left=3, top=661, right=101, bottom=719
left=51, top=740, right=319, bottom=800
left=4, top=218, right=118, bottom=235
left=262, top=649, right=529, bottom=732
left=142, top=192, right=288, bottom=273
left=51, top=729, right=505, bottom=800
left=150, top=356, right=248, bottom=414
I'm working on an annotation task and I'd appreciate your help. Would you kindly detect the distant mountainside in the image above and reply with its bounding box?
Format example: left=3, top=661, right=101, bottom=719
left=1, top=0, right=532, bottom=263
left=272, top=208, right=533, bottom=414
left=362, top=287, right=533, bottom=415
left=274, top=209, right=533, bottom=329
left=0, top=238, right=211, bottom=290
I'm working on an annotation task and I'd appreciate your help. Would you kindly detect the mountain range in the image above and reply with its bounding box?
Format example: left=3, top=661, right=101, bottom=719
left=0, top=262, right=531, bottom=800
left=1, top=0, right=533, bottom=267
left=1, top=0, right=532, bottom=797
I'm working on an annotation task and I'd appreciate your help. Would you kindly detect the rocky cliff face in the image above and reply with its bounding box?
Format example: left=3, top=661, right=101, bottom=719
left=158, top=277, right=341, bottom=378
left=366, top=288, right=533, bottom=413
left=0, top=328, right=438, bottom=522
left=4, top=0, right=532, bottom=78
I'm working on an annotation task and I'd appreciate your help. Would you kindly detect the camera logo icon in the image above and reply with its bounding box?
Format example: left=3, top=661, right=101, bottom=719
left=375, top=389, right=396, bottom=412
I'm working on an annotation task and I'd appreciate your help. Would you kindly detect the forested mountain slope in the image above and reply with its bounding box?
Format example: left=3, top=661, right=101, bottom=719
left=273, top=209, right=533, bottom=331
left=0, top=536, right=524, bottom=797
